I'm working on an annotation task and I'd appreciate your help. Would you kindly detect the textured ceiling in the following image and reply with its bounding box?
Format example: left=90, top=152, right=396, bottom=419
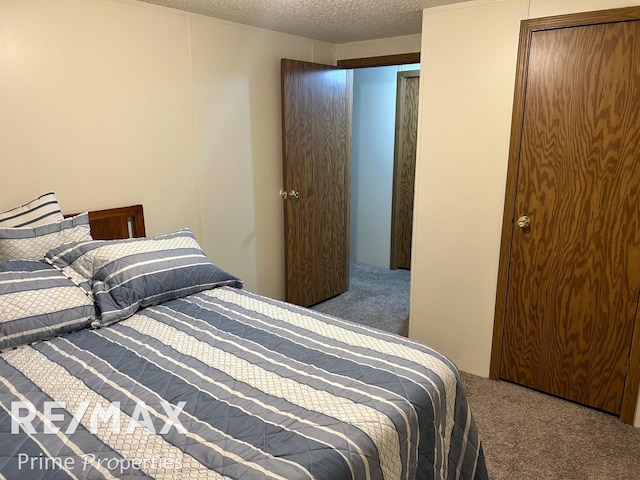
left=136, top=0, right=469, bottom=43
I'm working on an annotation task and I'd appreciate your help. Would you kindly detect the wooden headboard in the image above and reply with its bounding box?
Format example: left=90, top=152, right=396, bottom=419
left=67, top=205, right=145, bottom=240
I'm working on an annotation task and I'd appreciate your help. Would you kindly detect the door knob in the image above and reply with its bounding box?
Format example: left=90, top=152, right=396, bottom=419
left=279, top=189, right=300, bottom=200
left=517, top=215, right=530, bottom=229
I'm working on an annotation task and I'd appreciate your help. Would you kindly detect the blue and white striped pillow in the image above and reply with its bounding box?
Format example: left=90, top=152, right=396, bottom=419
left=0, top=260, right=97, bottom=350
left=0, top=192, right=64, bottom=228
left=0, top=212, right=93, bottom=261
left=45, top=229, right=243, bottom=326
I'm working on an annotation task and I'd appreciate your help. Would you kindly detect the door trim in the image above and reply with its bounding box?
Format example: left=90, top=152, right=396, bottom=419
left=337, top=53, right=420, bottom=69
left=390, top=70, right=420, bottom=270
left=489, top=6, right=640, bottom=424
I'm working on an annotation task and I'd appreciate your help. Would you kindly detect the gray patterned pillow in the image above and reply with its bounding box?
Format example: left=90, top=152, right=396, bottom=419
left=0, top=213, right=92, bottom=261
left=0, top=260, right=97, bottom=350
left=45, top=229, right=243, bottom=326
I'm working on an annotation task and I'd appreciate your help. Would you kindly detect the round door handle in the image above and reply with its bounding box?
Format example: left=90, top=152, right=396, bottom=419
left=279, top=189, right=300, bottom=200
left=517, top=215, right=530, bottom=229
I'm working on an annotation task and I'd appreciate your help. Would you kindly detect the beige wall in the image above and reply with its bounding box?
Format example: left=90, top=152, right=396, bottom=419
left=410, top=0, right=640, bottom=427
left=335, top=34, right=422, bottom=61
left=0, top=0, right=333, bottom=300
left=0, top=0, right=419, bottom=301
left=0, top=0, right=334, bottom=297
left=0, top=0, right=199, bottom=235
left=188, top=16, right=333, bottom=299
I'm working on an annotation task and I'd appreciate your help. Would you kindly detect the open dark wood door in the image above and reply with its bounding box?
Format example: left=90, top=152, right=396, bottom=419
left=492, top=8, right=640, bottom=421
left=281, top=59, right=352, bottom=307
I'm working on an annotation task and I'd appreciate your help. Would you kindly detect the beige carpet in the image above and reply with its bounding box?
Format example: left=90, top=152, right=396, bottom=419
left=309, top=263, right=640, bottom=478
left=460, top=372, right=640, bottom=479
left=310, top=262, right=410, bottom=336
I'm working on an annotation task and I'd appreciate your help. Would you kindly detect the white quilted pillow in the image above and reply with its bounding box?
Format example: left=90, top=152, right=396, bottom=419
left=0, top=213, right=93, bottom=261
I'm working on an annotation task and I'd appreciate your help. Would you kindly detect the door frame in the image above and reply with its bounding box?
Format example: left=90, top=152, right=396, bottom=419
left=489, top=6, right=640, bottom=424
left=339, top=52, right=421, bottom=272
left=337, top=53, right=420, bottom=69
left=281, top=53, right=419, bottom=305
left=390, top=70, right=420, bottom=270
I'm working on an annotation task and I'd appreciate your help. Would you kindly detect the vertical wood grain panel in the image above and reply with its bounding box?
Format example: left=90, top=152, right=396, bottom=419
left=281, top=59, right=351, bottom=307
left=500, top=19, right=640, bottom=415
left=391, top=71, right=419, bottom=270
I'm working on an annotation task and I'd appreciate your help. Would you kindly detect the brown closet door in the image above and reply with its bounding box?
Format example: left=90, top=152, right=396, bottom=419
left=499, top=15, right=640, bottom=414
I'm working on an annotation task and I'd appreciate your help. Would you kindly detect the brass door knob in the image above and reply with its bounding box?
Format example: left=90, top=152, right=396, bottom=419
left=517, top=216, right=530, bottom=229
left=280, top=189, right=300, bottom=200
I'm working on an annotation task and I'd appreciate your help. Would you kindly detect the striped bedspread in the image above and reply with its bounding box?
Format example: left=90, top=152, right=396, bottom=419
left=0, top=287, right=487, bottom=480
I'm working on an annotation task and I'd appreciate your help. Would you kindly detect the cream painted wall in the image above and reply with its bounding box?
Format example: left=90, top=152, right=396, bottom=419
left=0, top=0, right=333, bottom=300
left=0, top=0, right=199, bottom=237
left=1, top=0, right=419, bottom=302
left=410, top=0, right=528, bottom=374
left=335, top=34, right=422, bottom=61
left=529, top=0, right=640, bottom=17
left=411, top=0, right=640, bottom=427
left=188, top=16, right=333, bottom=299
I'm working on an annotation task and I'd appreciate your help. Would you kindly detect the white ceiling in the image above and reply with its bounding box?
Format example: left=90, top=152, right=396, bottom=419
left=136, top=0, right=469, bottom=43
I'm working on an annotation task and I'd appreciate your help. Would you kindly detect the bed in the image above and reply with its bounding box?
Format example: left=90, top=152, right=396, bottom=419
left=0, top=194, right=488, bottom=480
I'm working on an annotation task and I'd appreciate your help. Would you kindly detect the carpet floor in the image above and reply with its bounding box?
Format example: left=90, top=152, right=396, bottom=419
left=310, top=262, right=640, bottom=479
left=461, top=372, right=640, bottom=479
left=310, top=262, right=410, bottom=336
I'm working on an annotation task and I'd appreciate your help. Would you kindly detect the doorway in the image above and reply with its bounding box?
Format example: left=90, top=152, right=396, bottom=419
left=309, top=62, right=419, bottom=333
left=281, top=55, right=420, bottom=310
left=350, top=64, right=420, bottom=270
left=311, top=63, right=419, bottom=335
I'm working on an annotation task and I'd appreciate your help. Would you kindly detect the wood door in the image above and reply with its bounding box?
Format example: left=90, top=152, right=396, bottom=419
left=280, top=59, right=352, bottom=307
left=492, top=8, right=640, bottom=418
left=390, top=70, right=419, bottom=270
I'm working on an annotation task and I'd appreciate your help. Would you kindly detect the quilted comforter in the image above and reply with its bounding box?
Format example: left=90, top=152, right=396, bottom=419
left=0, top=287, right=487, bottom=480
